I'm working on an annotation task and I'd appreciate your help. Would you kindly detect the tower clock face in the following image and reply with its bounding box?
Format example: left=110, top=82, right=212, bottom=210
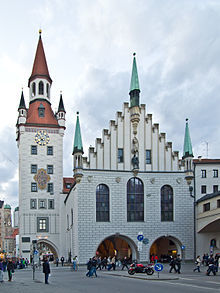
left=35, top=130, right=50, bottom=146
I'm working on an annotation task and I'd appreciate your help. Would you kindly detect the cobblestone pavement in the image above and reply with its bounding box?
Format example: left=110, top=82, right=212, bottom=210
left=0, top=262, right=219, bottom=293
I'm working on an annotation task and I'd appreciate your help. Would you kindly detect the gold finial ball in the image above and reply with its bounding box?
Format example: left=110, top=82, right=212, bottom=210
left=39, top=29, right=42, bottom=35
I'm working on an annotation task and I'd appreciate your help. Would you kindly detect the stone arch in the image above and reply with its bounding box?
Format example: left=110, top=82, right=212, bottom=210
left=198, top=218, right=220, bottom=233
left=150, top=235, right=183, bottom=261
left=96, top=234, right=138, bottom=261
left=36, top=239, right=59, bottom=261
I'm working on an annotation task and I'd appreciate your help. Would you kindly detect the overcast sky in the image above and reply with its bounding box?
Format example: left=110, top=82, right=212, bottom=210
left=0, top=0, right=220, bottom=210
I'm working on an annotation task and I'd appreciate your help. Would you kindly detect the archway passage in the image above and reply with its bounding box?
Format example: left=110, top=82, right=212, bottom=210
left=36, top=240, right=58, bottom=261
left=97, top=235, right=136, bottom=260
left=150, top=236, right=180, bottom=262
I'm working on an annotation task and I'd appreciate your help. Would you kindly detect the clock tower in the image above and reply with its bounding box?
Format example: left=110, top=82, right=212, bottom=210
left=16, top=31, right=65, bottom=260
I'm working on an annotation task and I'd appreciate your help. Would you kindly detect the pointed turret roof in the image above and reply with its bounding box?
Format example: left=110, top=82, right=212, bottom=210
left=18, top=90, right=26, bottom=109
left=58, top=92, right=66, bottom=112
left=129, top=53, right=140, bottom=93
left=73, top=112, right=83, bottom=154
left=183, top=119, right=193, bottom=158
left=28, top=30, right=52, bottom=86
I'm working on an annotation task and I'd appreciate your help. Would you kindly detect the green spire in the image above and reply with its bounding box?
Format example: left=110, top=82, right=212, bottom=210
left=73, top=112, right=83, bottom=154
left=183, top=119, right=193, bottom=158
left=130, top=53, right=140, bottom=92
left=129, top=53, right=140, bottom=107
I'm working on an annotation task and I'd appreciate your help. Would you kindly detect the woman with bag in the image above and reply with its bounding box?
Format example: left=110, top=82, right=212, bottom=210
left=193, top=256, right=201, bottom=272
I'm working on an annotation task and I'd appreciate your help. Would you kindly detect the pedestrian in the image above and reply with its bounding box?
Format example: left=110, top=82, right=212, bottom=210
left=169, top=256, right=177, bottom=273
left=0, top=259, right=4, bottom=282
left=72, top=256, right=78, bottom=271
left=154, top=255, right=158, bottom=263
left=214, top=254, right=219, bottom=273
left=193, top=256, right=201, bottom=272
left=7, top=259, right=14, bottom=282
left=111, top=256, right=116, bottom=271
left=176, top=254, right=182, bottom=274
left=43, top=257, right=50, bottom=284
left=90, top=257, right=98, bottom=277
left=206, top=255, right=216, bottom=276
left=96, top=256, right=102, bottom=270
left=86, top=258, right=92, bottom=277
left=101, top=257, right=107, bottom=269
left=56, top=257, right=59, bottom=267
left=61, top=256, right=64, bottom=266
left=121, top=256, right=129, bottom=270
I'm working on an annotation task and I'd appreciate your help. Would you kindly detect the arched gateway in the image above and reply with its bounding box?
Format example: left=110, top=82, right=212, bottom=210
left=150, top=236, right=183, bottom=261
left=96, top=234, right=138, bottom=261
left=35, top=240, right=58, bottom=261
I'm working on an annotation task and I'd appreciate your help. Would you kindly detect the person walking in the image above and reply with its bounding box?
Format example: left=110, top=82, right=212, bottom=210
left=121, top=256, right=129, bottom=271
left=206, top=255, right=216, bottom=276
left=72, top=256, right=78, bottom=271
left=7, top=259, right=14, bottom=282
left=56, top=257, right=59, bottom=267
left=169, top=256, right=177, bottom=273
left=90, top=257, right=98, bottom=277
left=43, top=257, right=50, bottom=284
left=86, top=258, right=92, bottom=277
left=193, top=256, right=201, bottom=272
left=176, top=254, right=182, bottom=274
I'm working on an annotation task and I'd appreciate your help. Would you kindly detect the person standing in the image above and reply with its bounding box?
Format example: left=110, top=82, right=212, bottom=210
left=193, top=256, right=201, bottom=272
left=7, top=259, right=14, bottom=282
left=206, top=255, right=216, bottom=276
left=56, top=257, right=59, bottom=267
left=176, top=254, right=182, bottom=274
left=72, top=256, right=78, bottom=271
left=0, top=259, right=4, bottom=282
left=43, top=257, right=50, bottom=284
left=61, top=256, right=64, bottom=267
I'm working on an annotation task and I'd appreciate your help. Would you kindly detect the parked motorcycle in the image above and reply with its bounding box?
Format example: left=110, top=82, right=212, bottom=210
left=128, top=262, right=154, bottom=275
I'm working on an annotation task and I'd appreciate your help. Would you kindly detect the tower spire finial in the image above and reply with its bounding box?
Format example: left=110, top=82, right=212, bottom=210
left=183, top=118, right=193, bottom=159
left=129, top=53, right=140, bottom=107
left=73, top=112, right=83, bottom=155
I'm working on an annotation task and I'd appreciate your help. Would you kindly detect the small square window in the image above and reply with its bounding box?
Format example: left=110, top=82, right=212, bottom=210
left=31, top=164, right=37, bottom=174
left=48, top=199, right=54, bottom=209
left=47, top=146, right=53, bottom=156
left=47, top=183, right=54, bottom=194
left=217, top=199, right=220, bottom=208
left=47, top=165, right=53, bottom=174
left=213, top=170, right=218, bottom=178
left=30, top=199, right=37, bottom=209
left=203, top=202, right=210, bottom=212
left=213, top=185, right=218, bottom=193
left=201, top=185, right=207, bottom=194
left=31, top=146, right=37, bottom=155
left=201, top=170, right=206, bottom=178
left=31, top=183, right=38, bottom=192
left=146, top=150, right=151, bottom=164
left=39, top=199, right=46, bottom=209
left=118, top=149, right=123, bottom=163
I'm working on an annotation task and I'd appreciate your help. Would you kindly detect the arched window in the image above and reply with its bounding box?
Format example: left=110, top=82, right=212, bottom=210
left=127, top=177, right=144, bottom=222
left=39, top=81, right=44, bottom=95
left=32, top=82, right=36, bottom=96
left=96, top=184, right=109, bottom=222
left=46, top=84, right=50, bottom=97
left=161, top=185, right=173, bottom=221
left=210, top=239, right=216, bottom=247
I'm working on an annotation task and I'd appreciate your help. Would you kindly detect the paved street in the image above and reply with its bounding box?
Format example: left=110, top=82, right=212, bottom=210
left=0, top=263, right=219, bottom=293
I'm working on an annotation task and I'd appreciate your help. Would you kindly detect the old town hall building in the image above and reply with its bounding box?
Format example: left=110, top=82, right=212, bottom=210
left=17, top=32, right=195, bottom=263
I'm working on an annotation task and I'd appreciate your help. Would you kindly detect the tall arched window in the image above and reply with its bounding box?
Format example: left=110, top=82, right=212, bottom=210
left=161, top=185, right=173, bottom=221
left=39, top=81, right=44, bottom=95
left=127, top=177, right=144, bottom=222
left=32, top=82, right=36, bottom=96
left=46, top=83, right=50, bottom=97
left=96, top=184, right=109, bottom=222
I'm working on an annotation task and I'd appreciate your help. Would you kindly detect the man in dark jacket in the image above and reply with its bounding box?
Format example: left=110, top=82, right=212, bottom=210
left=43, top=257, right=50, bottom=284
left=7, top=259, right=14, bottom=281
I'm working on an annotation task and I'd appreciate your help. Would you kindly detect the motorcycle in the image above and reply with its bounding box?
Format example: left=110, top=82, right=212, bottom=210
left=128, top=262, right=154, bottom=275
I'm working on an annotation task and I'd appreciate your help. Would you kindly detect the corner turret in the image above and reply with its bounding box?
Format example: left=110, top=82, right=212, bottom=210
left=57, top=91, right=66, bottom=128
left=182, top=118, right=194, bottom=185
left=73, top=112, right=84, bottom=183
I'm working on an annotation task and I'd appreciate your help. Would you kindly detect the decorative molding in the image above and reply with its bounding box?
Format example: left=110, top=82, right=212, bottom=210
left=115, top=177, right=121, bottom=183
left=87, top=176, right=93, bottom=183
left=176, top=178, right=182, bottom=184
